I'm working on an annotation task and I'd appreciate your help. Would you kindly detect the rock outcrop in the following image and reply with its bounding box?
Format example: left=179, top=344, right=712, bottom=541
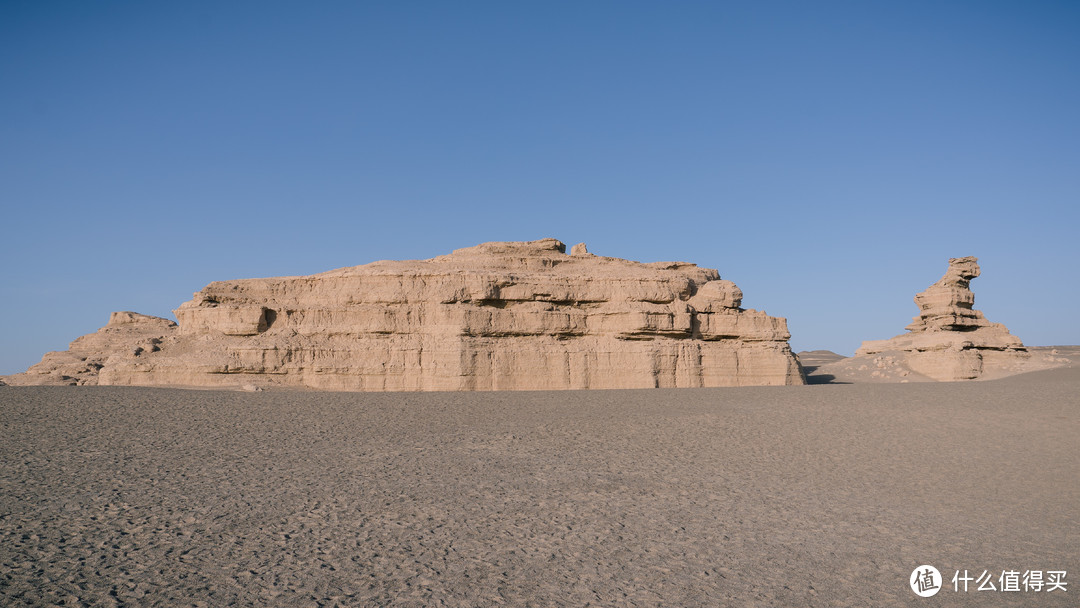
left=855, top=256, right=1028, bottom=381
left=5, top=239, right=804, bottom=390
left=3, top=312, right=177, bottom=386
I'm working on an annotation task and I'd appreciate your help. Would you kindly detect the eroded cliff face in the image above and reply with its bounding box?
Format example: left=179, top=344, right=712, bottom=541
left=855, top=256, right=1028, bottom=381
left=6, top=239, right=804, bottom=390
left=2, top=312, right=177, bottom=386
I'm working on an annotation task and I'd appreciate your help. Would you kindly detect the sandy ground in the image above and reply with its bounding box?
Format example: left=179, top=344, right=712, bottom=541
left=2, top=372, right=1078, bottom=607
left=800, top=346, right=1079, bottom=385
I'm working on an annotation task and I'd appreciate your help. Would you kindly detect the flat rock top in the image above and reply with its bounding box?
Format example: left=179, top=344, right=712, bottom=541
left=796, top=350, right=847, bottom=367
left=316, top=238, right=717, bottom=282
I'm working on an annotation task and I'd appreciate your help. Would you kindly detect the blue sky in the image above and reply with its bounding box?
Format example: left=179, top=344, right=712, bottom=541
left=2, top=1, right=1078, bottom=374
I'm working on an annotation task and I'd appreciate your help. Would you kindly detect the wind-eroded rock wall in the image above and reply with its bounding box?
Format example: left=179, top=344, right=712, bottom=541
left=6, top=239, right=804, bottom=390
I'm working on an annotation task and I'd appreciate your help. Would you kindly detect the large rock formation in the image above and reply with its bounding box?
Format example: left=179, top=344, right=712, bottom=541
left=855, top=256, right=1028, bottom=381
left=5, top=239, right=804, bottom=390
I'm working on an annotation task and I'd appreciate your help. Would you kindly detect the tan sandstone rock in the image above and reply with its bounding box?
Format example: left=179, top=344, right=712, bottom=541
left=855, top=256, right=1027, bottom=381
left=5, top=312, right=177, bottom=386
left=570, top=242, right=591, bottom=256
left=4, top=239, right=804, bottom=390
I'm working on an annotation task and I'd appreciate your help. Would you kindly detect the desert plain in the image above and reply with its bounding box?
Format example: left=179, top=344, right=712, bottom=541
left=2, top=357, right=1078, bottom=607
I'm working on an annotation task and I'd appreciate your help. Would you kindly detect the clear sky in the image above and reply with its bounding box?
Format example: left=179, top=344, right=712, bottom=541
left=2, top=1, right=1078, bottom=374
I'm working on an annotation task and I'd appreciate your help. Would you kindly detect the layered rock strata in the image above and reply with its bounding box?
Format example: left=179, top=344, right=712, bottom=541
left=3, top=312, right=178, bottom=386
left=5, top=239, right=803, bottom=390
left=855, top=256, right=1028, bottom=381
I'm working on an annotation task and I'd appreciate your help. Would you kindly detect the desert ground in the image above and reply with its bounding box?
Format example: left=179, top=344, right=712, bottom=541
left=2, top=364, right=1077, bottom=607
left=800, top=346, right=1080, bottom=384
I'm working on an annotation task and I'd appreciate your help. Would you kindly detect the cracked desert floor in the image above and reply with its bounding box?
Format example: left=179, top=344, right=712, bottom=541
left=2, top=367, right=1077, bottom=607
